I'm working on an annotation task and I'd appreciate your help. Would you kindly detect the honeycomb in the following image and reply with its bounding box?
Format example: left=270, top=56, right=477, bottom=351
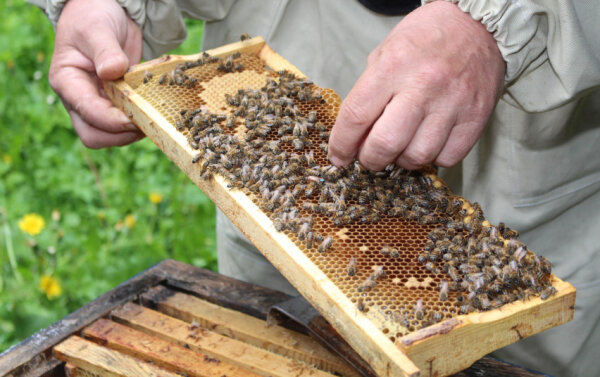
left=132, top=51, right=554, bottom=343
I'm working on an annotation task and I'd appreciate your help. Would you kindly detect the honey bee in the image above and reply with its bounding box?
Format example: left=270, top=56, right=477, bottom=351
left=357, top=298, right=365, bottom=312
left=372, top=265, right=385, bottom=280
left=439, top=281, right=449, bottom=301
left=305, top=231, right=314, bottom=249
left=424, top=262, right=439, bottom=274
left=319, top=142, right=328, bottom=153
left=472, top=294, right=492, bottom=310
left=298, top=222, right=311, bottom=241
left=158, top=73, right=168, bottom=85
left=448, top=266, right=461, bottom=282
left=293, top=122, right=308, bottom=137
left=305, top=151, right=316, bottom=166
left=318, top=236, right=333, bottom=253
left=357, top=275, right=377, bottom=292
left=540, top=286, right=556, bottom=300
left=514, top=246, right=527, bottom=262
left=347, top=257, right=357, bottom=276
left=380, top=246, right=391, bottom=255
left=414, top=299, right=424, bottom=320
left=143, top=70, right=153, bottom=83
left=459, top=304, right=474, bottom=314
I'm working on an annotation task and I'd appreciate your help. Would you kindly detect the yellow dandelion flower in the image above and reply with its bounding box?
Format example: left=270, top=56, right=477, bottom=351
left=97, top=211, right=106, bottom=221
left=18, top=213, right=45, bottom=236
left=36, top=51, right=45, bottom=63
left=149, top=192, right=163, bottom=204
left=2, top=154, right=11, bottom=164
left=124, top=214, right=136, bottom=229
left=39, top=275, right=62, bottom=299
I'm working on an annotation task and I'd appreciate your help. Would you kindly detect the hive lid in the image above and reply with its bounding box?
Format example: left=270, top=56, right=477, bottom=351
left=104, top=37, right=576, bottom=377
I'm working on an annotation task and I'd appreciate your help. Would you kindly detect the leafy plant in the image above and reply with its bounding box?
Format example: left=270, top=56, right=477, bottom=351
left=0, top=0, right=213, bottom=351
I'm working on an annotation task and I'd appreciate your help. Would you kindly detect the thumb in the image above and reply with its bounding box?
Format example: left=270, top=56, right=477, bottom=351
left=91, top=30, right=130, bottom=80
left=78, top=21, right=131, bottom=80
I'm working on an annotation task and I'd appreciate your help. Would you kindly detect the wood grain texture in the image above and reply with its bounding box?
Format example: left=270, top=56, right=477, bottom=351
left=102, top=37, right=576, bottom=377
left=399, top=278, right=575, bottom=376
left=141, top=285, right=358, bottom=377
left=111, top=302, right=336, bottom=377
left=0, top=261, right=165, bottom=377
left=83, top=318, right=259, bottom=377
left=53, top=336, right=180, bottom=377
left=65, top=363, right=101, bottom=377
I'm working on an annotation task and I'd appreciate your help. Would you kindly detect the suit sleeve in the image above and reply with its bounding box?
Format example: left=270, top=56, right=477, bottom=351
left=26, top=0, right=235, bottom=60
left=423, top=0, right=600, bottom=112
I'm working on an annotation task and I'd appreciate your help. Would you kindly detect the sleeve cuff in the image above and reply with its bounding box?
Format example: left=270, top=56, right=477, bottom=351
left=422, top=0, right=548, bottom=84
left=43, top=0, right=146, bottom=29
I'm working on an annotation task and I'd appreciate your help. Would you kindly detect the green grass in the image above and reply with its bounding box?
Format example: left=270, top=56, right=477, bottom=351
left=0, top=0, right=213, bottom=352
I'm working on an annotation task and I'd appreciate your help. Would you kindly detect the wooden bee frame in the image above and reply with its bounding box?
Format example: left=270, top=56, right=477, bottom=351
left=103, top=37, right=576, bottom=377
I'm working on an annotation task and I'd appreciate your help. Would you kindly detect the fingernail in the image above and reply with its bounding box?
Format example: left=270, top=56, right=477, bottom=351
left=124, top=123, right=139, bottom=132
left=329, top=155, right=346, bottom=167
left=117, top=111, right=130, bottom=124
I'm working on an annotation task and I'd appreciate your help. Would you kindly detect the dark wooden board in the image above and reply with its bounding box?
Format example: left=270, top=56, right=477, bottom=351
left=0, top=259, right=551, bottom=377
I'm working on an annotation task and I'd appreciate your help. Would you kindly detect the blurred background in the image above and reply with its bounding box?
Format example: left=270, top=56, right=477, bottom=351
left=0, top=0, right=214, bottom=351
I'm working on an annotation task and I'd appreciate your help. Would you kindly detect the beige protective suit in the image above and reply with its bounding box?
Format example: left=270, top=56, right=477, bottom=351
left=33, top=0, right=600, bottom=375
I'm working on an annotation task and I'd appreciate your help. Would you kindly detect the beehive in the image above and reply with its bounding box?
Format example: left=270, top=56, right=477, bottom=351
left=52, top=285, right=359, bottom=377
left=104, top=37, right=576, bottom=377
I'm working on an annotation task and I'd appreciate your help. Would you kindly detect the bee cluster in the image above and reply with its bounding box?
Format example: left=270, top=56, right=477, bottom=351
left=138, top=49, right=556, bottom=338
left=420, top=219, right=556, bottom=314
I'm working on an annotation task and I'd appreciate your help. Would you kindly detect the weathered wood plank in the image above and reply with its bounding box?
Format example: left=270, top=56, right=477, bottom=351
left=141, top=285, right=358, bottom=377
left=0, top=261, right=166, bottom=377
left=0, top=258, right=293, bottom=377
left=157, top=260, right=292, bottom=320
left=53, top=336, right=180, bottom=377
left=65, top=363, right=101, bottom=377
left=83, top=318, right=260, bottom=377
left=111, top=302, right=336, bottom=377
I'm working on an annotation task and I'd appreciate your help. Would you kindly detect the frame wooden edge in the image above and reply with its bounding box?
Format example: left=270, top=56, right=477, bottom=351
left=398, top=279, right=575, bottom=376
left=123, top=37, right=267, bottom=89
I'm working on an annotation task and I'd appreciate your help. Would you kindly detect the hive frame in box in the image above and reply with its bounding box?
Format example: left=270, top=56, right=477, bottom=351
left=103, top=37, right=576, bottom=377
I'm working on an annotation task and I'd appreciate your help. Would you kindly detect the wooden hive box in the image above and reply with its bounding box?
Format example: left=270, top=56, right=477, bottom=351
left=102, top=37, right=576, bottom=377
left=0, top=260, right=552, bottom=377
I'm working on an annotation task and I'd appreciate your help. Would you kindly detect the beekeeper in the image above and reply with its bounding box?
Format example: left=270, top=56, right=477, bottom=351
left=32, top=0, right=600, bottom=375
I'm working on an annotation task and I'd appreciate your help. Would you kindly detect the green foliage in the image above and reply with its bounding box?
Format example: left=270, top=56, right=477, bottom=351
left=0, top=1, right=213, bottom=352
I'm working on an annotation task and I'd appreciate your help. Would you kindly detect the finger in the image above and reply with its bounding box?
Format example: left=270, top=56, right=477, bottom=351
left=122, top=17, right=143, bottom=64
left=328, top=67, right=393, bottom=167
left=76, top=21, right=130, bottom=80
left=356, top=95, right=424, bottom=171
left=395, top=112, right=456, bottom=170
left=435, top=120, right=485, bottom=168
left=69, top=110, right=144, bottom=149
left=52, top=65, right=138, bottom=133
